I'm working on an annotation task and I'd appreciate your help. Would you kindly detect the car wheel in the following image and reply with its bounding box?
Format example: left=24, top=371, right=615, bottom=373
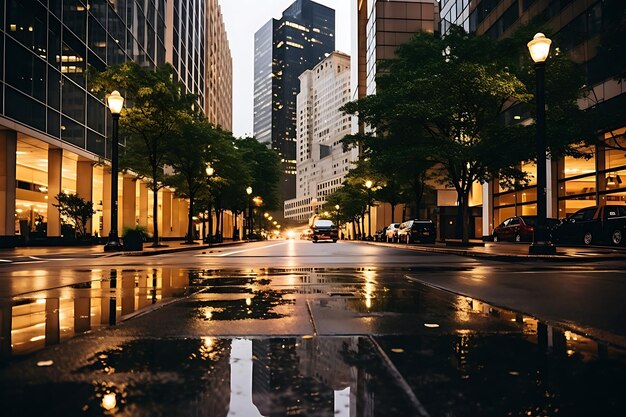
left=610, top=229, right=623, bottom=246
left=583, top=231, right=593, bottom=245
left=493, top=234, right=499, bottom=242
left=332, top=239, right=337, bottom=243
left=515, top=234, right=521, bottom=243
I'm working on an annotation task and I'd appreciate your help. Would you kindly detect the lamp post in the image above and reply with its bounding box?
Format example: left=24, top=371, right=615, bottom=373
left=205, top=165, right=214, bottom=244
left=335, top=204, right=341, bottom=239
left=104, top=90, right=124, bottom=252
left=365, top=180, right=373, bottom=240
left=246, top=186, right=253, bottom=239
left=527, top=33, right=556, bottom=255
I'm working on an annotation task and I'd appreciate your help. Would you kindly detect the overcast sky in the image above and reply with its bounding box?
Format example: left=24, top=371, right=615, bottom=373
left=220, top=0, right=352, bottom=137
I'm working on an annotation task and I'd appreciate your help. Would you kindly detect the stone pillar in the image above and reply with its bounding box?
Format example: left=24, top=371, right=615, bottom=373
left=482, top=182, right=493, bottom=239
left=179, top=200, right=189, bottom=239
left=161, top=189, right=173, bottom=237
left=171, top=198, right=181, bottom=237
left=138, top=182, right=149, bottom=229
left=102, top=169, right=112, bottom=236
left=76, top=160, right=94, bottom=235
left=0, top=131, right=17, bottom=241
left=122, top=176, right=137, bottom=230
left=47, top=149, right=63, bottom=237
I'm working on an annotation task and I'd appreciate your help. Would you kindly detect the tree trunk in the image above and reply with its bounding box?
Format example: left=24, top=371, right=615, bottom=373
left=352, top=221, right=356, bottom=240
left=151, top=185, right=159, bottom=246
left=207, top=201, right=213, bottom=243
left=390, top=203, right=396, bottom=223
left=186, top=194, right=195, bottom=244
left=456, top=191, right=471, bottom=244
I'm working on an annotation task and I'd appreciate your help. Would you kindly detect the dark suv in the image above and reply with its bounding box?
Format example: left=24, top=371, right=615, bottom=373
left=311, top=219, right=338, bottom=243
left=396, top=219, right=436, bottom=244
left=555, top=205, right=626, bottom=246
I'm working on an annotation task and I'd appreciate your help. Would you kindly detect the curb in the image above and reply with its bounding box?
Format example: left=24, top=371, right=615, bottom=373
left=356, top=240, right=626, bottom=263
left=121, top=240, right=247, bottom=256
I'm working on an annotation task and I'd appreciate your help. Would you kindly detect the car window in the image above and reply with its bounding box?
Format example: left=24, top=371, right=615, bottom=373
left=570, top=209, right=587, bottom=221
left=619, top=207, right=626, bottom=217
left=509, top=218, right=520, bottom=226
left=606, top=207, right=626, bottom=218
left=582, top=208, right=596, bottom=221
left=521, top=217, right=537, bottom=226
left=314, top=220, right=333, bottom=227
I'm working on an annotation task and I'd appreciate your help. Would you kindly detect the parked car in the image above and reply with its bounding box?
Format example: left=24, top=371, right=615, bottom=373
left=492, top=216, right=559, bottom=243
left=385, top=223, right=401, bottom=242
left=555, top=205, right=626, bottom=246
left=374, top=227, right=387, bottom=242
left=396, top=219, right=436, bottom=244
left=310, top=219, right=338, bottom=243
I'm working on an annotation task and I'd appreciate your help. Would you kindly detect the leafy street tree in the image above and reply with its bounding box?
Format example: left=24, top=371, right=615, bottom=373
left=165, top=115, right=220, bottom=244
left=53, top=193, right=96, bottom=239
left=235, top=137, right=282, bottom=211
left=91, top=62, right=196, bottom=246
left=342, top=27, right=589, bottom=243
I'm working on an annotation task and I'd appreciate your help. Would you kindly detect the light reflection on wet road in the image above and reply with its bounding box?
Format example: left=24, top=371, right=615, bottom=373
left=1, top=264, right=626, bottom=416
left=1, top=240, right=626, bottom=416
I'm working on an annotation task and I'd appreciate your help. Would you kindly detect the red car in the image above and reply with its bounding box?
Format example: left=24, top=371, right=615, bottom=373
left=492, top=216, right=559, bottom=243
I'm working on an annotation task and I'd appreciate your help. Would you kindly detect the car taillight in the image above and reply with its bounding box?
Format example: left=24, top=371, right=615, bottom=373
left=527, top=227, right=534, bottom=232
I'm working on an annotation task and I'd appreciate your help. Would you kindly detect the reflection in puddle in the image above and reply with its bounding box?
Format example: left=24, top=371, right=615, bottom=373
left=1, top=268, right=193, bottom=359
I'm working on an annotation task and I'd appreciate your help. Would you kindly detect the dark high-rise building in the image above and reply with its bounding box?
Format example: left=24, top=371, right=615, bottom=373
left=253, top=0, right=335, bottom=202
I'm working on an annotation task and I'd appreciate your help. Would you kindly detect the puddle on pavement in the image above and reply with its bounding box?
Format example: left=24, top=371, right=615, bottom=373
left=2, top=267, right=626, bottom=416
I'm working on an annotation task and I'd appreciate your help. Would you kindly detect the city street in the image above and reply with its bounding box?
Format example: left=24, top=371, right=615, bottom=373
left=1, top=240, right=626, bottom=416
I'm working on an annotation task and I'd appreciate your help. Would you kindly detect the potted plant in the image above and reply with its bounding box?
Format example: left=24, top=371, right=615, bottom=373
left=122, top=225, right=148, bottom=251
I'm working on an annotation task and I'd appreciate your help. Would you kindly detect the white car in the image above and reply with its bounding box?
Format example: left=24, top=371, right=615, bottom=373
left=385, top=223, right=401, bottom=242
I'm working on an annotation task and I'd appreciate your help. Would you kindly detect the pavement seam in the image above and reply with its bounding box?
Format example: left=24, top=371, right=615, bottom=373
left=305, top=299, right=318, bottom=336
left=368, top=335, right=431, bottom=417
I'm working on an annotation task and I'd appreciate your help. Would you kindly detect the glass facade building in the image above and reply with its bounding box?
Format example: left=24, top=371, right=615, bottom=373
left=253, top=0, right=335, bottom=202
left=0, top=0, right=232, bottom=246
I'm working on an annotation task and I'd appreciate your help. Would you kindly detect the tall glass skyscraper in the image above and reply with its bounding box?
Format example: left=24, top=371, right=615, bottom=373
left=0, top=0, right=232, bottom=247
left=253, top=0, right=335, bottom=202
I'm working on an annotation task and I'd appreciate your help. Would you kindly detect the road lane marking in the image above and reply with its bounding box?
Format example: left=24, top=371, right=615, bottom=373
left=212, top=241, right=290, bottom=257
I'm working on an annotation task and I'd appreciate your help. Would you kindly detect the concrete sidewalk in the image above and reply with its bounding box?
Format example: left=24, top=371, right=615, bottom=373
left=0, top=239, right=248, bottom=260
left=358, top=239, right=626, bottom=262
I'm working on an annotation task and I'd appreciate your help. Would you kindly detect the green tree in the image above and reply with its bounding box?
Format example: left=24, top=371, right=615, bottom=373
left=343, top=27, right=588, bottom=243
left=235, top=137, right=282, bottom=211
left=165, top=115, right=219, bottom=244
left=53, top=193, right=95, bottom=239
left=91, top=62, right=196, bottom=246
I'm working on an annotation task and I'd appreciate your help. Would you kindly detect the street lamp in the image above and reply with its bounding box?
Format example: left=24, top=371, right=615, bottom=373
left=205, top=165, right=214, bottom=243
left=104, top=90, right=124, bottom=252
left=365, top=180, right=373, bottom=240
left=246, top=186, right=253, bottom=239
left=527, top=33, right=556, bottom=255
left=335, top=204, right=341, bottom=239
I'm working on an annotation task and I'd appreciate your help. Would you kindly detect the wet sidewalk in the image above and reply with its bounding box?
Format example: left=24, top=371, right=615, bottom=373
left=0, top=239, right=247, bottom=261
left=360, top=239, right=626, bottom=262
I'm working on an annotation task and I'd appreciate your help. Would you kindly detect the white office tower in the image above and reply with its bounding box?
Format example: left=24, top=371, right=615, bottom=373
left=284, top=52, right=357, bottom=222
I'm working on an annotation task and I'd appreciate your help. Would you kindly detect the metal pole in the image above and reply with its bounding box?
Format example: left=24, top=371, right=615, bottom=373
left=248, top=197, right=253, bottom=239
left=530, top=62, right=555, bottom=254
left=104, top=114, right=122, bottom=251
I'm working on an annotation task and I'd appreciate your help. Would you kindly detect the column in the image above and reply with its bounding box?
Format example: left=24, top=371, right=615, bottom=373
left=482, top=182, right=493, bottom=239
left=138, top=181, right=149, bottom=228
left=179, top=200, right=189, bottom=239
left=102, top=169, right=112, bottom=236
left=161, top=189, right=173, bottom=237
left=171, top=198, right=181, bottom=237
left=47, top=148, right=63, bottom=237
left=76, top=160, right=94, bottom=235
left=122, top=176, right=137, bottom=230
left=0, top=131, right=17, bottom=241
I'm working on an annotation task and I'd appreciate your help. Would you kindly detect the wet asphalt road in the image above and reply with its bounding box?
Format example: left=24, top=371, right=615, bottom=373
left=1, top=240, right=626, bottom=416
